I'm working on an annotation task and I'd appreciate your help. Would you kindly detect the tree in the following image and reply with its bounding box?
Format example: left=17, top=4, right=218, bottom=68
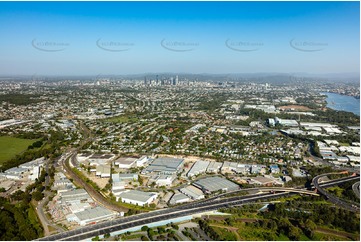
left=141, top=226, right=149, bottom=231
left=304, top=219, right=317, bottom=239
left=171, top=223, right=179, bottom=230
left=288, top=226, right=301, bottom=240
left=225, top=217, right=235, bottom=226
left=91, top=235, right=99, bottom=241
left=32, top=191, right=44, bottom=201
left=10, top=190, right=25, bottom=201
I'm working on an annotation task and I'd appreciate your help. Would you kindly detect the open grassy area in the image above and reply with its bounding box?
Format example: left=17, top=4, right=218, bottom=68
left=103, top=115, right=138, bottom=123
left=0, top=136, right=38, bottom=163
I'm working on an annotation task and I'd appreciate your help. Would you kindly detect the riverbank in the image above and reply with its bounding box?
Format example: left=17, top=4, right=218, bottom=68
left=320, top=92, right=360, bottom=116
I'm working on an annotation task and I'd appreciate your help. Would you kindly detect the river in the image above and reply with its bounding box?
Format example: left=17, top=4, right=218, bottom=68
left=321, top=92, right=360, bottom=116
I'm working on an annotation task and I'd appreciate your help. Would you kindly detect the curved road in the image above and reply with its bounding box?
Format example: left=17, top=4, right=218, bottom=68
left=352, top=181, right=360, bottom=199
left=62, top=152, right=127, bottom=213
left=313, top=173, right=359, bottom=212
left=60, top=121, right=128, bottom=212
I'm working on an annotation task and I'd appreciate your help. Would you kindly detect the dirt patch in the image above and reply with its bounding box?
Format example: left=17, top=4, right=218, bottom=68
left=278, top=105, right=312, bottom=111
left=237, top=218, right=258, bottom=222
left=316, top=227, right=359, bottom=240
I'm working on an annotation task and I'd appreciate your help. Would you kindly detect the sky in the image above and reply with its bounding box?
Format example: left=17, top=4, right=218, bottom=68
left=0, top=1, right=359, bottom=76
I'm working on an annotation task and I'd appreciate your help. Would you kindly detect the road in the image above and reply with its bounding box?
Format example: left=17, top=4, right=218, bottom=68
left=36, top=195, right=51, bottom=236
left=313, top=173, right=359, bottom=212
left=60, top=121, right=128, bottom=212
left=37, top=175, right=359, bottom=241
left=35, top=151, right=68, bottom=236
left=36, top=121, right=125, bottom=237
left=352, top=181, right=360, bottom=199
left=36, top=191, right=66, bottom=236
left=37, top=192, right=290, bottom=241
left=62, top=152, right=127, bottom=212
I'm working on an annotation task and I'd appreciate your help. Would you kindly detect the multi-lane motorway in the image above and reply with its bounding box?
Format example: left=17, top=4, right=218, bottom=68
left=313, top=173, right=360, bottom=212
left=38, top=175, right=360, bottom=241
left=38, top=192, right=290, bottom=241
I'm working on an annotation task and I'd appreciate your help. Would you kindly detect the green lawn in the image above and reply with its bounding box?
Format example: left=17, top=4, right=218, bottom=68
left=0, top=136, right=37, bottom=163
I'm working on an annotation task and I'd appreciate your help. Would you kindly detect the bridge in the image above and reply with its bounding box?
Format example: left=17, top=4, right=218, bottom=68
left=258, top=187, right=319, bottom=196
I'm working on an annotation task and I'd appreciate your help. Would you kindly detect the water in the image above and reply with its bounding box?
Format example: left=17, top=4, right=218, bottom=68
left=321, top=92, right=360, bottom=116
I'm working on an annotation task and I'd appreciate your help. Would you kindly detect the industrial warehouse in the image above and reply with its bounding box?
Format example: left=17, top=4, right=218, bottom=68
left=142, top=157, right=184, bottom=175
left=116, top=190, right=158, bottom=206
left=66, top=206, right=116, bottom=226
left=193, top=176, right=239, bottom=193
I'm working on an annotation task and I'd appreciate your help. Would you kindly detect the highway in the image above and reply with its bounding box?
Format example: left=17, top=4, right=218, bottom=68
left=38, top=175, right=359, bottom=241
left=38, top=192, right=290, bottom=241
left=313, top=173, right=359, bottom=212
left=352, top=181, right=360, bottom=199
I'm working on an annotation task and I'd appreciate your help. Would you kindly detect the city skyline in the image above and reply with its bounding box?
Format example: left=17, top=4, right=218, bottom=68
left=0, top=1, right=359, bottom=75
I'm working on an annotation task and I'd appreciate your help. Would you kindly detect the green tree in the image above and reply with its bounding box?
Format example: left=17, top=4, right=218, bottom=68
left=92, top=235, right=99, bottom=241
left=288, top=226, right=301, bottom=240
left=32, top=191, right=44, bottom=201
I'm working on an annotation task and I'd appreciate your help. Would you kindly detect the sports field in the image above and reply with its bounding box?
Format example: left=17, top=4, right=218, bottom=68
left=0, top=136, right=37, bottom=164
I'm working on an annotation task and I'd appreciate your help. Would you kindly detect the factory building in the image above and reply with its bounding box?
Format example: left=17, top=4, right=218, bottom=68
left=116, top=190, right=158, bottom=206
left=193, top=176, right=239, bottom=194
left=169, top=193, right=191, bottom=205
left=58, top=189, right=93, bottom=205
left=114, top=157, right=137, bottom=169
left=187, top=160, right=210, bottom=178
left=66, top=206, right=116, bottom=226
left=95, top=165, right=111, bottom=178
left=142, top=157, right=184, bottom=175
left=135, top=156, right=150, bottom=167
left=206, top=161, right=222, bottom=173
left=180, top=185, right=205, bottom=200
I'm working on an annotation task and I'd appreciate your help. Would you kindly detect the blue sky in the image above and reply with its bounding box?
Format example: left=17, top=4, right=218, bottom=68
left=0, top=1, right=359, bottom=75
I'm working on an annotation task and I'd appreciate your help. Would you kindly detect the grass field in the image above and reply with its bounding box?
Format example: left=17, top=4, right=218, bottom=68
left=103, top=115, right=138, bottom=123
left=0, top=136, right=37, bottom=163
